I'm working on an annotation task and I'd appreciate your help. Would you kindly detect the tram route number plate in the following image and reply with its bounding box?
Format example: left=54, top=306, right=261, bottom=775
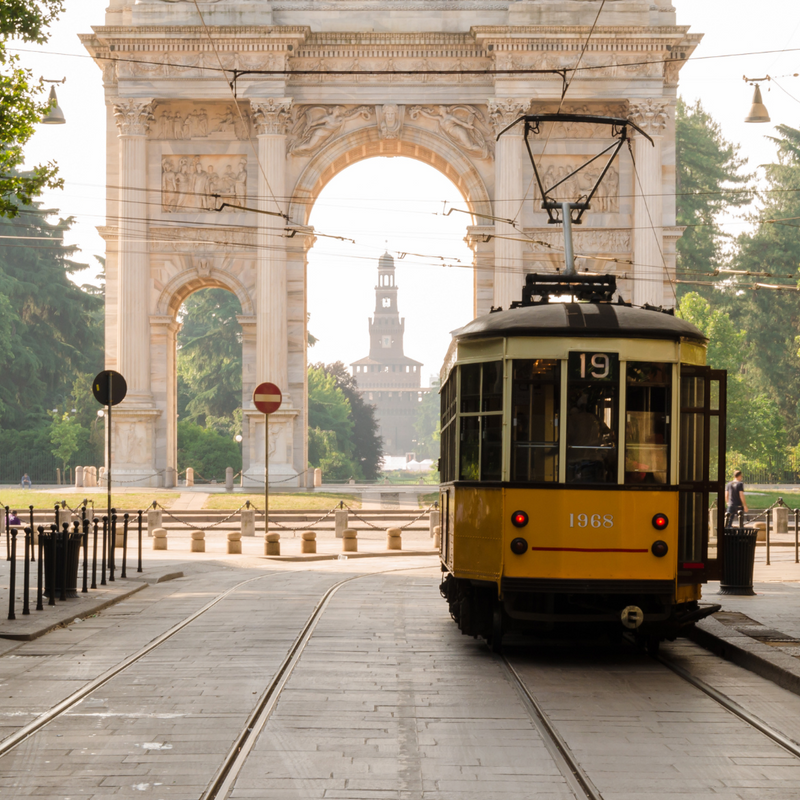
left=568, top=351, right=618, bottom=382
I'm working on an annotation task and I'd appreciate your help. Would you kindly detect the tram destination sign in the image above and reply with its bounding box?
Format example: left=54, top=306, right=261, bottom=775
left=568, top=352, right=619, bottom=382
left=253, top=382, right=282, bottom=415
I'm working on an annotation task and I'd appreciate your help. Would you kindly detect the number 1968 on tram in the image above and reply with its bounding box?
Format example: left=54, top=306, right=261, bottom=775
left=438, top=273, right=725, bottom=653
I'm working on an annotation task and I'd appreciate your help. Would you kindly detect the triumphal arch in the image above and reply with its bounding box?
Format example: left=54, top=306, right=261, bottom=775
left=82, top=0, right=698, bottom=487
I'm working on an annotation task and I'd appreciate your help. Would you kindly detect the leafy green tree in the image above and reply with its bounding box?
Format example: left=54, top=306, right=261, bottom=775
left=177, top=288, right=242, bottom=435
left=675, top=98, right=752, bottom=292
left=307, top=365, right=358, bottom=478
left=413, top=379, right=440, bottom=460
left=49, top=411, right=82, bottom=470
left=0, top=1, right=65, bottom=217
left=177, top=420, right=241, bottom=481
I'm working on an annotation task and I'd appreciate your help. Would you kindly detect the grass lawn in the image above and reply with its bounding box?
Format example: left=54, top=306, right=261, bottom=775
left=745, top=489, right=800, bottom=511
left=0, top=490, right=178, bottom=512
left=204, top=492, right=361, bottom=511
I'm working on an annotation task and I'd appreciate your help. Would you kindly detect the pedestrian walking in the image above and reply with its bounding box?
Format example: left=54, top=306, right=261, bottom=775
left=725, top=469, right=748, bottom=526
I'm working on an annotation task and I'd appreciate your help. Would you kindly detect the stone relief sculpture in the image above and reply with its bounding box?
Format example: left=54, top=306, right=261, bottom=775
left=407, top=105, right=492, bottom=159
left=161, top=155, right=247, bottom=213
left=287, top=105, right=374, bottom=157
left=115, top=423, right=146, bottom=465
left=628, top=99, right=670, bottom=136
left=527, top=229, right=631, bottom=255
left=534, top=162, right=620, bottom=214
left=152, top=104, right=250, bottom=140
left=377, top=104, right=404, bottom=140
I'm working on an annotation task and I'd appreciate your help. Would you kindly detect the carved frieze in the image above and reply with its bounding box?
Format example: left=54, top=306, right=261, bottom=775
left=288, top=56, right=493, bottom=84
left=152, top=104, right=253, bottom=140
left=533, top=158, right=620, bottom=214
left=150, top=226, right=257, bottom=254
left=251, top=99, right=293, bottom=136
left=526, top=229, right=631, bottom=255
left=628, top=100, right=670, bottom=136
left=161, top=155, right=247, bottom=213
left=488, top=99, right=530, bottom=136
left=287, top=105, right=374, bottom=157
left=112, top=99, right=156, bottom=136
left=407, top=105, right=493, bottom=159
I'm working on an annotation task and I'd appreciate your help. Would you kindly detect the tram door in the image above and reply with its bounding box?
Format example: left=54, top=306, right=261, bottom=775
left=678, top=366, right=727, bottom=582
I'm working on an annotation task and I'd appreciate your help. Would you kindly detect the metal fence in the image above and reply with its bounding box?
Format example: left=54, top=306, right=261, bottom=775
left=739, top=459, right=800, bottom=485
left=0, top=452, right=63, bottom=486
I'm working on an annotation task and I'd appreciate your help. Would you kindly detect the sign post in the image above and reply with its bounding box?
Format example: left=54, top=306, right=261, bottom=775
left=92, top=370, right=128, bottom=521
left=253, top=382, right=282, bottom=536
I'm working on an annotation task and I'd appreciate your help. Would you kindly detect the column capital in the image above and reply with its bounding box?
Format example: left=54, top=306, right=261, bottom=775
left=251, top=98, right=293, bottom=136
left=628, top=99, right=670, bottom=137
left=111, top=98, right=156, bottom=136
left=488, top=98, right=530, bottom=136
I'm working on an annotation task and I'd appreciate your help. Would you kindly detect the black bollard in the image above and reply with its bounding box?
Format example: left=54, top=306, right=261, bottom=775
left=48, top=526, right=56, bottom=606
left=7, top=530, right=17, bottom=620
left=91, top=518, right=98, bottom=590
left=137, top=510, right=143, bottom=574
left=109, top=512, right=117, bottom=582
left=60, top=523, right=69, bottom=602
left=22, top=528, right=30, bottom=615
left=36, top=528, right=44, bottom=611
left=101, top=517, right=107, bottom=586
left=28, top=506, right=35, bottom=563
left=4, top=506, right=9, bottom=562
left=738, top=508, right=744, bottom=529
left=121, top=513, right=129, bottom=579
left=53, top=503, right=59, bottom=531
left=82, top=519, right=89, bottom=594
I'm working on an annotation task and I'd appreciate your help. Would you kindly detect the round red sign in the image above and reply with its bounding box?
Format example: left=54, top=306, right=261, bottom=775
left=253, top=382, right=282, bottom=414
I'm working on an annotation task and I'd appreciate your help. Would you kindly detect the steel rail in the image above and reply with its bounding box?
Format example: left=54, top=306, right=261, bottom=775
left=658, top=652, right=800, bottom=759
left=503, top=657, right=605, bottom=800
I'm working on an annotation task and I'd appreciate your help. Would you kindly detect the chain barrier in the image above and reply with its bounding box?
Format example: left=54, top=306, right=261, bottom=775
left=340, top=502, right=436, bottom=531
left=153, top=500, right=253, bottom=532
left=240, top=468, right=310, bottom=487
left=251, top=503, right=338, bottom=533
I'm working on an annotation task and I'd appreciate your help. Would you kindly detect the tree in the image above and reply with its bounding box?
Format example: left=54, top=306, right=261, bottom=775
left=177, top=420, right=241, bottom=481
left=177, top=288, right=242, bottom=436
left=0, top=1, right=65, bottom=217
left=310, top=361, right=383, bottom=479
left=49, top=410, right=82, bottom=471
left=675, top=98, right=752, bottom=292
left=413, top=380, right=440, bottom=461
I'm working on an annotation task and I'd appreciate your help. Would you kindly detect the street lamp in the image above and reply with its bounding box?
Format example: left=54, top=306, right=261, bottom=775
left=234, top=434, right=242, bottom=443
left=41, top=78, right=67, bottom=125
left=744, top=76, right=771, bottom=124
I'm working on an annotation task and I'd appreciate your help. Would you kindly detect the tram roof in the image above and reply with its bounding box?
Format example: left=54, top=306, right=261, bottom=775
left=452, top=302, right=707, bottom=344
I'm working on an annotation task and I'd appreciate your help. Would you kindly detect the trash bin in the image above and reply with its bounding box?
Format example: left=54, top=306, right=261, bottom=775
left=718, top=527, right=758, bottom=596
left=42, top=529, right=82, bottom=599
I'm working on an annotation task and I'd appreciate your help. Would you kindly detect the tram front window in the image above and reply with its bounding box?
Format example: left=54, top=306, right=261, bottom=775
left=566, top=352, right=619, bottom=484
left=458, top=362, right=503, bottom=481
left=625, top=362, right=671, bottom=484
left=512, top=359, right=560, bottom=482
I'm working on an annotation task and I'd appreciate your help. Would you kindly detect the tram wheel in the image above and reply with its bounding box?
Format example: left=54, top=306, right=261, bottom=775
left=490, top=603, right=504, bottom=654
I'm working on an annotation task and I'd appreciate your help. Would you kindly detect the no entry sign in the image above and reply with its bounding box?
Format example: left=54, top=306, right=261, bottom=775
left=253, top=382, right=282, bottom=414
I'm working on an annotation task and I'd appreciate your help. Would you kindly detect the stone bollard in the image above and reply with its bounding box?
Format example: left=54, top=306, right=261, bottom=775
left=186, top=467, right=194, bottom=487
left=754, top=521, right=768, bottom=542
left=75, top=466, right=84, bottom=488
left=314, top=468, right=322, bottom=488
left=342, top=529, right=358, bottom=553
left=387, top=527, right=402, bottom=551
left=335, top=508, right=349, bottom=539
left=265, top=532, right=281, bottom=556
left=227, top=532, right=242, bottom=555
left=429, top=508, right=440, bottom=538
left=300, top=531, right=316, bottom=554
left=91, top=466, right=98, bottom=487
left=773, top=506, right=789, bottom=535
left=190, top=530, right=205, bottom=553
left=241, top=508, right=255, bottom=537
left=98, top=466, right=106, bottom=487
left=433, top=525, right=441, bottom=549
left=57, top=508, right=72, bottom=531
left=225, top=467, right=234, bottom=492
left=147, top=507, right=162, bottom=538
left=164, top=467, right=176, bottom=489
left=152, top=528, right=168, bottom=550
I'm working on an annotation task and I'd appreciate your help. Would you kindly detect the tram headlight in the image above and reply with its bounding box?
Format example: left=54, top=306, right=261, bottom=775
left=651, top=540, right=669, bottom=558
left=510, top=537, right=528, bottom=555
left=652, top=513, right=669, bottom=531
left=511, top=510, right=529, bottom=528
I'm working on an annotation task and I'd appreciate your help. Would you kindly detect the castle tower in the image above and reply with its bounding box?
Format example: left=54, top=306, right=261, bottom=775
left=351, top=252, right=424, bottom=456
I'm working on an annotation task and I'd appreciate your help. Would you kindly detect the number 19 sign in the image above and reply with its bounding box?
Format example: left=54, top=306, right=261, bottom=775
left=253, top=382, right=282, bottom=534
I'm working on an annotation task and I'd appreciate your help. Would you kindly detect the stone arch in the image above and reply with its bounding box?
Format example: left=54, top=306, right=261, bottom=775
left=288, top=124, right=493, bottom=225
left=155, top=263, right=255, bottom=318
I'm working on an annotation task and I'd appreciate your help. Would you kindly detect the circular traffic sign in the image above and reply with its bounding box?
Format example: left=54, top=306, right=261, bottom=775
left=253, top=382, right=282, bottom=414
left=92, top=370, right=128, bottom=407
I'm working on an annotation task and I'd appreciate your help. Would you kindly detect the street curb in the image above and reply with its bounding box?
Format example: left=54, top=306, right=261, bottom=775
left=685, top=616, right=800, bottom=698
left=264, top=549, right=438, bottom=563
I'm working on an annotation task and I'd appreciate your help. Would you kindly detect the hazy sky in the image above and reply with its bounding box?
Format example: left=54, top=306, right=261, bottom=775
left=15, top=1, right=800, bottom=383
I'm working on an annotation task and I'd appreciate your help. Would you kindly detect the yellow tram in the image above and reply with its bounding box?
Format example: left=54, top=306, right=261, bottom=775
left=439, top=273, right=726, bottom=652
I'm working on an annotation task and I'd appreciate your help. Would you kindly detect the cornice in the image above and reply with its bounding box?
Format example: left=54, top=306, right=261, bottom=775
left=86, top=25, right=311, bottom=37
left=471, top=25, right=695, bottom=37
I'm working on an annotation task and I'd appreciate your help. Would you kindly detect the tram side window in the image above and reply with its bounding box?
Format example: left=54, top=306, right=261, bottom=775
left=511, top=359, right=560, bottom=482
left=459, top=362, right=503, bottom=481
left=625, top=362, right=671, bottom=485
left=566, top=352, right=619, bottom=484
left=439, top=376, right=457, bottom=482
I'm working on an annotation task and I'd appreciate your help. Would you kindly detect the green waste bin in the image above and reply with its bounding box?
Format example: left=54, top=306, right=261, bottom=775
left=718, top=527, right=757, bottom=596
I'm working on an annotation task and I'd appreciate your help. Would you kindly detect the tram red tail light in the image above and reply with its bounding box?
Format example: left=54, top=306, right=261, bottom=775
left=511, top=510, right=529, bottom=528
left=652, top=513, right=669, bottom=531
left=510, top=537, right=528, bottom=555
left=651, top=540, right=669, bottom=558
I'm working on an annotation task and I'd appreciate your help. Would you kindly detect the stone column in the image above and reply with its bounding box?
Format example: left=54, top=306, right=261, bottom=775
left=111, top=99, right=155, bottom=401
left=628, top=100, right=670, bottom=307
left=489, top=99, right=529, bottom=310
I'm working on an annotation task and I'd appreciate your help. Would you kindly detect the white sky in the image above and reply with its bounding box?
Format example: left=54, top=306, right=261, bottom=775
left=15, top=0, right=800, bottom=383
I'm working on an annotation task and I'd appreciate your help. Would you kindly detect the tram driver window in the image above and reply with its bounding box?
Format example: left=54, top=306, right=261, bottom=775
left=511, top=359, right=560, bottom=482
left=625, top=362, right=671, bottom=485
left=566, top=352, right=619, bottom=484
left=458, top=362, right=503, bottom=481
